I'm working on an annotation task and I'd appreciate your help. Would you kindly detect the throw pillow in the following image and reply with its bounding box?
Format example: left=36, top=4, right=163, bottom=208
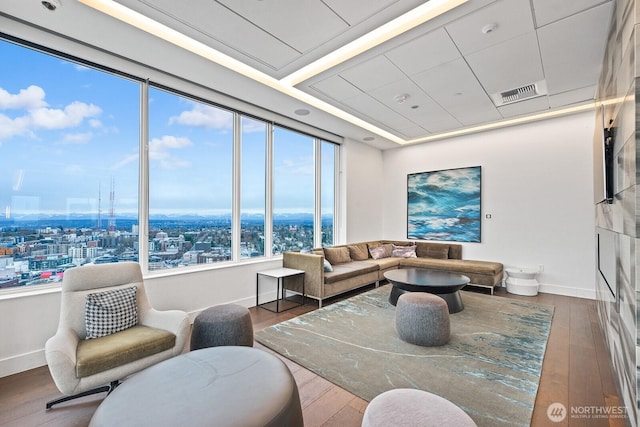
left=369, top=245, right=390, bottom=260
left=348, top=243, right=369, bottom=261
left=391, top=244, right=417, bottom=258
left=324, top=246, right=352, bottom=265
left=85, top=286, right=138, bottom=339
left=323, top=259, right=333, bottom=272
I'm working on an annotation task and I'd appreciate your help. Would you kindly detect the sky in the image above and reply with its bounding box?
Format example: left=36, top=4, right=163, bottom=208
left=0, top=39, right=335, bottom=220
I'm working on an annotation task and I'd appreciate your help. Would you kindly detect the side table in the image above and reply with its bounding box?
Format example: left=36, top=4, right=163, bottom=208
left=257, top=267, right=305, bottom=313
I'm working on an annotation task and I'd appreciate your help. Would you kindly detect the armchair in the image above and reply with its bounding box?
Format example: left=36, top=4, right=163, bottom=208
left=45, top=262, right=189, bottom=409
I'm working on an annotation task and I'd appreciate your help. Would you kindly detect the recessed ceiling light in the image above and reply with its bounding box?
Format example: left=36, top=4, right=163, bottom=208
left=41, top=0, right=61, bottom=11
left=363, top=136, right=375, bottom=142
left=394, top=94, right=410, bottom=104
left=294, top=108, right=310, bottom=116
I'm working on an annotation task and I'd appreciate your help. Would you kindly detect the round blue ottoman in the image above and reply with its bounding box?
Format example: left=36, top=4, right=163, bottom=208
left=190, top=304, right=253, bottom=350
left=395, top=292, right=450, bottom=346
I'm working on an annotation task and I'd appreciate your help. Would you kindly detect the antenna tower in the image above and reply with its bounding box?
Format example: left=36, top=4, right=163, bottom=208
left=97, top=182, right=102, bottom=230
left=108, top=176, right=116, bottom=232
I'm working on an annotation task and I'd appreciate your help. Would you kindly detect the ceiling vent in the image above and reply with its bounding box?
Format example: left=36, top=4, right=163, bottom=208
left=490, top=80, right=547, bottom=107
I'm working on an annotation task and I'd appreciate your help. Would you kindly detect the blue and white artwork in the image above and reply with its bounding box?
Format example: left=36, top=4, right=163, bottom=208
left=407, top=166, right=481, bottom=242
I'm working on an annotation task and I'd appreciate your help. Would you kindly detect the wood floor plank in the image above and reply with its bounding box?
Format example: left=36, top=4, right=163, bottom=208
left=0, top=287, right=627, bottom=427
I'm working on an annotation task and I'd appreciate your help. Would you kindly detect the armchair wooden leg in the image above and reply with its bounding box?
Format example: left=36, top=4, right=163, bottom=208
left=46, top=380, right=120, bottom=409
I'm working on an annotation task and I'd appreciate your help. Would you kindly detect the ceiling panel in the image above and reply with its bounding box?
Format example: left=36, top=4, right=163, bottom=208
left=341, top=94, right=414, bottom=129
left=116, top=0, right=300, bottom=70
left=411, top=58, right=502, bottom=126
left=340, top=56, right=406, bottom=92
left=322, top=0, right=402, bottom=25
left=384, top=28, right=461, bottom=76
left=532, top=0, right=606, bottom=27
left=310, top=76, right=363, bottom=102
left=548, top=85, right=596, bottom=108
left=537, top=2, right=614, bottom=94
left=216, top=0, right=347, bottom=53
left=444, top=0, right=534, bottom=55
left=465, top=31, right=544, bottom=95
left=497, top=96, right=550, bottom=118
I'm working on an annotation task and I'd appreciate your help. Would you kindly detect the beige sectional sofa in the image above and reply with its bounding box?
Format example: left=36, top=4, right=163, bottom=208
left=283, top=240, right=503, bottom=307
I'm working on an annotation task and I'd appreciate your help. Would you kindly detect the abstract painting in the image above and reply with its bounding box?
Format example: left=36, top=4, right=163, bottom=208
left=407, top=166, right=481, bottom=242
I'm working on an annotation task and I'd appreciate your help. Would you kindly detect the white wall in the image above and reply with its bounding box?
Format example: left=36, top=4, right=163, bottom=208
left=382, top=111, right=597, bottom=298
left=342, top=139, right=385, bottom=243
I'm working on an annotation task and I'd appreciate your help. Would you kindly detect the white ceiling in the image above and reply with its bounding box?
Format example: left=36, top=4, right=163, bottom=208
left=0, top=0, right=614, bottom=149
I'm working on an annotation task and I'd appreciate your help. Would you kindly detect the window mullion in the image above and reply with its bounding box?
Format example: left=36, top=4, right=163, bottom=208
left=265, top=124, right=274, bottom=258
left=139, top=80, right=150, bottom=272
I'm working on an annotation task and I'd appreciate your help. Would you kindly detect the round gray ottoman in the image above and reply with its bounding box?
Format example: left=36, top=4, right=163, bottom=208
left=362, top=388, right=477, bottom=427
left=190, top=304, right=253, bottom=350
left=395, top=292, right=450, bottom=346
left=90, top=347, right=304, bottom=427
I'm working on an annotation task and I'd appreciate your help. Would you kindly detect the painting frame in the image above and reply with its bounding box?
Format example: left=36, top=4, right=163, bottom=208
left=407, top=166, right=481, bottom=243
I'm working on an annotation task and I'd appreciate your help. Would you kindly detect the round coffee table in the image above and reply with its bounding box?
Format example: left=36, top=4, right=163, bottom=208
left=384, top=268, right=470, bottom=313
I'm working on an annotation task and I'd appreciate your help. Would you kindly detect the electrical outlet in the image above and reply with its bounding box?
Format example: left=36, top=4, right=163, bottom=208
left=538, top=264, right=544, bottom=272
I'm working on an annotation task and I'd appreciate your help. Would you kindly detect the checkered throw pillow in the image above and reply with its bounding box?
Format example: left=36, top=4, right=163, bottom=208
left=85, top=286, right=138, bottom=339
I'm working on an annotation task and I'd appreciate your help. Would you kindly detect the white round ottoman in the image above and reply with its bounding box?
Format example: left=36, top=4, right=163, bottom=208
left=90, top=347, right=303, bottom=427
left=362, top=389, right=477, bottom=427
left=505, top=267, right=539, bottom=296
left=395, top=292, right=450, bottom=346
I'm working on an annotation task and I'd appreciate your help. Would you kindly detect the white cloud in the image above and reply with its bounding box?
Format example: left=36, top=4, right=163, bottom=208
left=0, top=113, right=33, bottom=140
left=0, top=86, right=103, bottom=142
left=149, top=135, right=192, bottom=169
left=0, top=85, right=47, bottom=110
left=63, top=132, right=93, bottom=144
left=112, top=153, right=139, bottom=170
left=169, top=103, right=233, bottom=129
left=30, top=101, right=102, bottom=130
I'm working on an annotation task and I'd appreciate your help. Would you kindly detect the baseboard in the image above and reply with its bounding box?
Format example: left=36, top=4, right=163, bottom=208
left=0, top=349, right=47, bottom=378
left=538, top=282, right=596, bottom=300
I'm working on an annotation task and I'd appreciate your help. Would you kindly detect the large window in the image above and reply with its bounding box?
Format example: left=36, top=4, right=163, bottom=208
left=0, top=40, right=140, bottom=289
left=240, top=117, right=267, bottom=258
left=272, top=127, right=315, bottom=254
left=321, top=141, right=336, bottom=247
left=148, top=87, right=233, bottom=270
left=0, top=37, right=339, bottom=289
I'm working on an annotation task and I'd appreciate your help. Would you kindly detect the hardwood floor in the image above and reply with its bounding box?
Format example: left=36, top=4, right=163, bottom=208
left=0, top=286, right=628, bottom=427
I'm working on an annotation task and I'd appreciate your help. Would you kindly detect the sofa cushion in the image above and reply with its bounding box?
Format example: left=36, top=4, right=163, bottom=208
left=392, top=244, right=417, bottom=258
left=400, top=258, right=503, bottom=275
left=76, top=325, right=176, bottom=378
left=415, top=242, right=450, bottom=259
left=323, top=259, right=333, bottom=272
left=367, top=257, right=402, bottom=270
left=324, top=261, right=379, bottom=285
left=348, top=243, right=370, bottom=261
left=324, top=247, right=352, bottom=265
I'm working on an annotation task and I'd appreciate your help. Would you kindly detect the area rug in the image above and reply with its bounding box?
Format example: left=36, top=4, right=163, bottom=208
left=255, top=285, right=554, bottom=427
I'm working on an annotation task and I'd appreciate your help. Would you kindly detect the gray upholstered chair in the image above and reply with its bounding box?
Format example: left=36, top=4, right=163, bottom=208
left=45, top=262, right=189, bottom=409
